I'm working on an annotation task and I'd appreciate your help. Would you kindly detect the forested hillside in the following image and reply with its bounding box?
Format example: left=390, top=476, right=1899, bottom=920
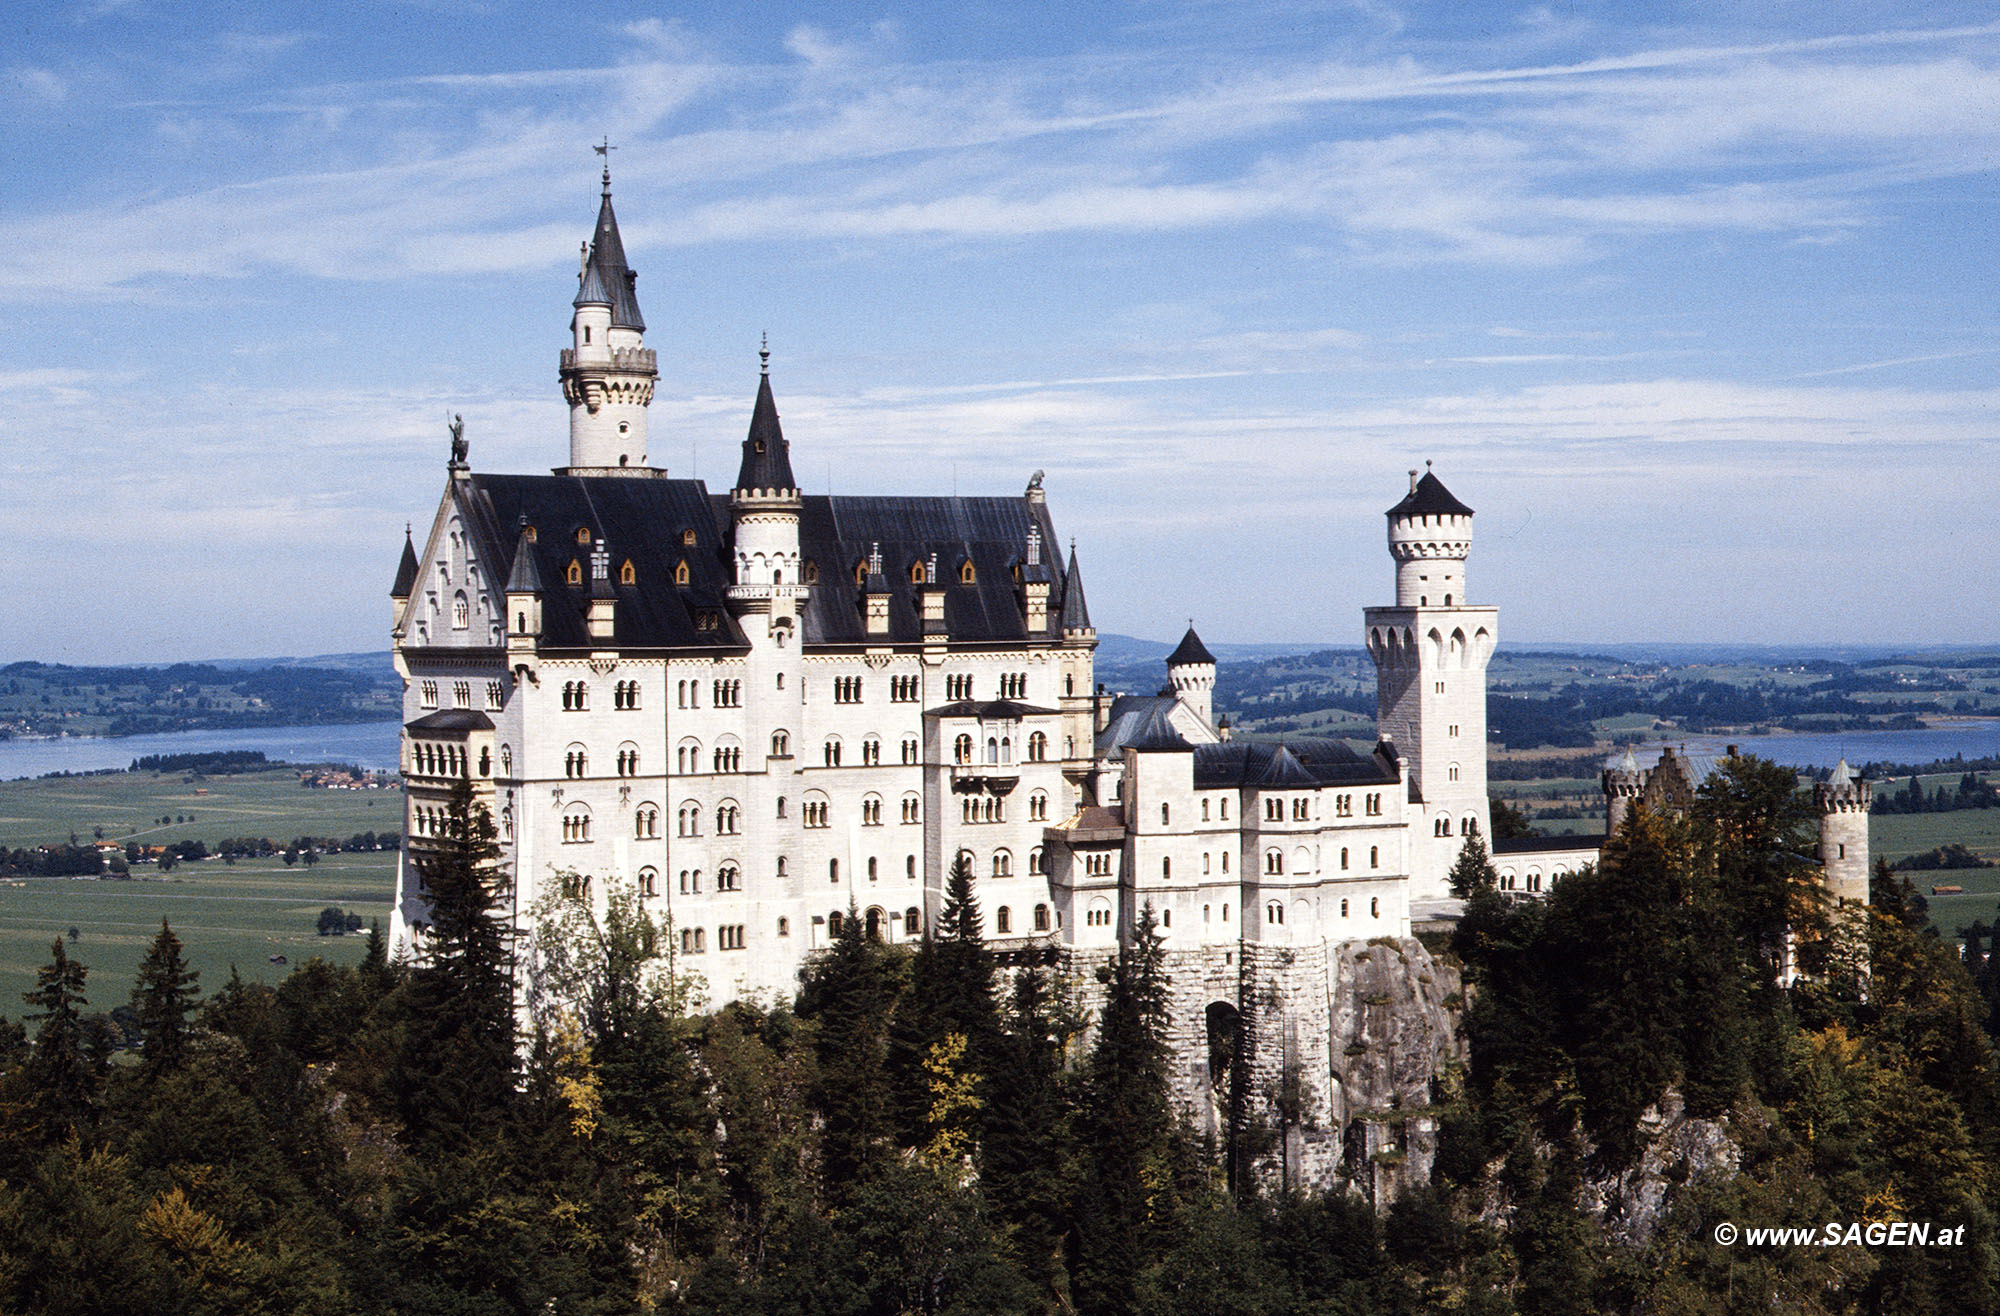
left=4, top=769, right=2000, bottom=1314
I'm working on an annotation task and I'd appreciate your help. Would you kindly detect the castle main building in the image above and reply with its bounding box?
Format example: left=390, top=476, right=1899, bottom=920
left=387, top=171, right=1866, bottom=1018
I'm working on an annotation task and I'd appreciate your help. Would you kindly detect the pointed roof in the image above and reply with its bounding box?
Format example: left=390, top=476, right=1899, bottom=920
left=391, top=528, right=419, bottom=598
left=580, top=177, right=644, bottom=332
left=1059, top=546, right=1091, bottom=631
left=1388, top=469, right=1474, bottom=520
left=734, top=368, right=798, bottom=492
left=1166, top=624, right=1216, bottom=667
left=1125, top=701, right=1195, bottom=752
left=1828, top=757, right=1856, bottom=786
left=504, top=523, right=543, bottom=593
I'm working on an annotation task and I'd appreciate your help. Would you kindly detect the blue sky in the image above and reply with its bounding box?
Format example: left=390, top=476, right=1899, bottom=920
left=4, top=1, right=1996, bottom=662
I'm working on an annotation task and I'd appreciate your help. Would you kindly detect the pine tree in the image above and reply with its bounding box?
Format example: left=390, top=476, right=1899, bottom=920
left=982, top=962, right=1078, bottom=1308
left=1447, top=831, right=1499, bottom=899
left=888, top=853, right=999, bottom=1146
left=131, top=919, right=198, bottom=1079
left=797, top=900, right=905, bottom=1195
left=390, top=774, right=516, bottom=1149
left=1074, top=903, right=1181, bottom=1313
left=21, top=937, right=102, bottom=1143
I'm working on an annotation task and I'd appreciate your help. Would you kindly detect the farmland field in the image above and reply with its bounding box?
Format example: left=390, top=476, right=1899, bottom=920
left=0, top=767, right=400, bottom=1009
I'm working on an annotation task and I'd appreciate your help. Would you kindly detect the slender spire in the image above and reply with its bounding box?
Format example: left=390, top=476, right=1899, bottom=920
left=1060, top=542, right=1091, bottom=631
left=578, top=146, right=643, bottom=332
left=734, top=350, right=798, bottom=493
left=391, top=526, right=420, bottom=598
left=504, top=519, right=543, bottom=593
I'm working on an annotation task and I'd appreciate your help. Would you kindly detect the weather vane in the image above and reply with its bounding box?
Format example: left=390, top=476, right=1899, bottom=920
left=594, top=137, right=616, bottom=184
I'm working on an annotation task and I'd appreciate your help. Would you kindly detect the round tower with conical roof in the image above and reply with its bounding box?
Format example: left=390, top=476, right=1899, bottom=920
left=1603, top=747, right=1645, bottom=835
left=1815, top=759, right=1871, bottom=905
left=559, top=163, right=658, bottom=472
left=1363, top=466, right=1499, bottom=903
left=1165, top=624, right=1218, bottom=730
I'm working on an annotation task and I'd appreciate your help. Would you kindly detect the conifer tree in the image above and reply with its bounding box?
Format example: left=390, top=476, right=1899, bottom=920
left=1075, top=903, right=1181, bottom=1313
left=1447, top=832, right=1499, bottom=900
left=21, top=937, right=102, bottom=1142
left=131, top=918, right=198, bottom=1079
left=982, top=961, right=1078, bottom=1306
left=797, top=900, right=904, bottom=1195
left=888, top=853, right=998, bottom=1145
left=390, top=775, right=516, bottom=1148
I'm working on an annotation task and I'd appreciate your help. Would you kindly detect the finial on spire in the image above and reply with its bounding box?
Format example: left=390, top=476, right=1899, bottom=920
left=594, top=137, right=615, bottom=193
left=759, top=332, right=770, bottom=376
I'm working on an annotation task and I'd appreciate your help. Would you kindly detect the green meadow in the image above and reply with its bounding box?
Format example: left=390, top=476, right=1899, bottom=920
left=0, top=768, right=399, bottom=1010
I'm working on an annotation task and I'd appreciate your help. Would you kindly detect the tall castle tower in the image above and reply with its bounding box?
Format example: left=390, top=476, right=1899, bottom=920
left=559, top=162, right=658, bottom=473
left=1364, top=467, right=1498, bottom=902
left=1815, top=759, right=1872, bottom=904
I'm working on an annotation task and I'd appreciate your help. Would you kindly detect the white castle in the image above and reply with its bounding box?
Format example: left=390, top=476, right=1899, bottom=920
left=387, top=171, right=1869, bottom=1021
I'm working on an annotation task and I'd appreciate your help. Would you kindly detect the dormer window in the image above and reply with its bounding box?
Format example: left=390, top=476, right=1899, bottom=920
left=854, top=560, right=867, bottom=586
left=674, top=560, right=690, bottom=586
left=910, top=561, right=926, bottom=584
left=959, top=561, right=976, bottom=585
left=681, top=528, right=696, bottom=546
left=524, top=525, right=537, bottom=543
left=754, top=439, right=766, bottom=454
left=802, top=560, right=819, bottom=585
left=566, top=560, right=583, bottom=586
left=576, top=527, right=591, bottom=545
left=619, top=559, right=636, bottom=585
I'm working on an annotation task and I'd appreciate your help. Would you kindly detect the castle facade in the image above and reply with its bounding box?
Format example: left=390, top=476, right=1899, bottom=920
left=386, top=173, right=1867, bottom=1036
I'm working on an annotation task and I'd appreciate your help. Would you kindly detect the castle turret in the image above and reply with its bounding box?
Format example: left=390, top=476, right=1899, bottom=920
left=1815, top=758, right=1871, bottom=905
left=559, top=163, right=658, bottom=473
left=391, top=525, right=419, bottom=631
left=1603, top=747, right=1643, bottom=835
left=503, top=520, right=544, bottom=666
left=1364, top=466, right=1498, bottom=902
left=1165, top=623, right=1217, bottom=730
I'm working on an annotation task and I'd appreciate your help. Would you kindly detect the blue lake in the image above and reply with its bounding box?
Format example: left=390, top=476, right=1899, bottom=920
left=1, top=717, right=1995, bottom=783
left=0, top=721, right=404, bottom=781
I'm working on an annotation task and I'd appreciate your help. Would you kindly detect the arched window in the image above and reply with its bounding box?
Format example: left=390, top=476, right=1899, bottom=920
left=1267, top=902, right=1283, bottom=925
left=954, top=734, right=973, bottom=765
left=567, top=560, right=583, bottom=585
left=995, top=906, right=1011, bottom=933
left=772, top=730, right=790, bottom=757
left=452, top=592, right=469, bottom=628
left=905, top=906, right=921, bottom=935
left=1161, top=803, right=1170, bottom=826
left=619, top=559, right=636, bottom=585
left=1027, top=731, right=1047, bottom=762
left=717, top=864, right=740, bottom=892
left=1340, top=847, right=1350, bottom=870
left=824, top=738, right=842, bottom=767
left=1034, top=904, right=1050, bottom=932
left=638, top=868, right=659, bottom=897
left=993, top=850, right=1012, bottom=878
left=1341, top=898, right=1350, bottom=917
left=959, top=560, right=976, bottom=585
left=674, top=560, right=690, bottom=585
left=1264, top=849, right=1283, bottom=875
left=986, top=737, right=998, bottom=764
left=1162, top=856, right=1171, bottom=879
left=1371, top=897, right=1380, bottom=917
left=1029, top=791, right=1048, bottom=821
left=1370, top=846, right=1379, bottom=867
left=678, top=803, right=700, bottom=837
left=635, top=805, right=659, bottom=839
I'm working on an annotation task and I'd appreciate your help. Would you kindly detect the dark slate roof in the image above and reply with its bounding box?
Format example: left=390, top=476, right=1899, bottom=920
left=1095, top=695, right=1179, bottom=757
left=1166, top=625, right=1216, bottom=667
left=406, top=709, right=495, bottom=733
left=734, top=372, right=798, bottom=492
left=1492, top=835, right=1602, bottom=856
left=1192, top=737, right=1399, bottom=789
left=461, top=473, right=746, bottom=652
left=740, top=493, right=1066, bottom=648
left=1058, top=548, right=1091, bottom=631
left=1388, top=471, right=1474, bottom=520
left=584, top=183, right=644, bottom=332
left=392, top=531, right=420, bottom=598
left=504, top=524, right=543, bottom=592
left=573, top=258, right=613, bottom=309
left=1124, top=701, right=1195, bottom=752
left=928, top=699, right=1060, bottom=719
